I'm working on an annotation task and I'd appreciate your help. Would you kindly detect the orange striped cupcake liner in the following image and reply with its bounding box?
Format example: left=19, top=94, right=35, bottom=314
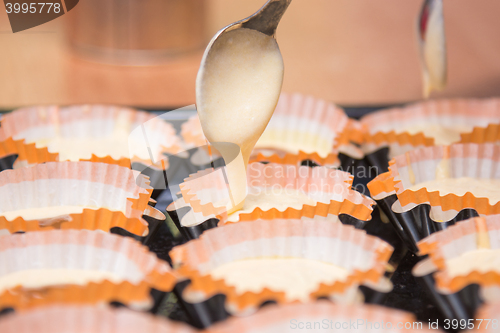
left=367, top=143, right=500, bottom=252
left=208, top=301, right=440, bottom=333
left=417, top=215, right=500, bottom=293
left=0, top=161, right=154, bottom=236
left=0, top=105, right=182, bottom=169
left=361, top=99, right=500, bottom=157
left=251, top=93, right=363, bottom=166
left=0, top=305, right=196, bottom=333
left=369, top=143, right=500, bottom=218
left=181, top=114, right=207, bottom=149
left=0, top=229, right=177, bottom=311
left=171, top=219, right=393, bottom=315
left=169, top=163, right=375, bottom=232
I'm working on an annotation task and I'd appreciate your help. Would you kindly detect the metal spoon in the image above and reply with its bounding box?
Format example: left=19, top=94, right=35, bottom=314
left=417, top=0, right=447, bottom=97
left=202, top=0, right=292, bottom=55
left=195, top=0, right=292, bottom=212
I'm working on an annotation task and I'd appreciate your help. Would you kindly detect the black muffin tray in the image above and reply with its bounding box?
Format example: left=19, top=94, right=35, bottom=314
left=0, top=107, right=482, bottom=332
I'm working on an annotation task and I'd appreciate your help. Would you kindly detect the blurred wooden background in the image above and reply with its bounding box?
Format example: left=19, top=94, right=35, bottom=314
left=1, top=0, right=500, bottom=109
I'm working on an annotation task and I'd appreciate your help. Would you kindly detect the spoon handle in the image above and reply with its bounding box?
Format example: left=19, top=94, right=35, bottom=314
left=242, top=0, right=292, bottom=37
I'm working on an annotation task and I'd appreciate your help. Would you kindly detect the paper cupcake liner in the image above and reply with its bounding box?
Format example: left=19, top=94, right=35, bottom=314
left=367, top=143, right=500, bottom=251
left=168, top=163, right=375, bottom=240
left=170, top=219, right=393, bottom=322
left=0, top=105, right=182, bottom=168
left=408, top=217, right=500, bottom=321
left=0, top=161, right=154, bottom=236
left=183, top=163, right=373, bottom=221
left=370, top=193, right=481, bottom=253
left=384, top=144, right=500, bottom=213
left=250, top=149, right=342, bottom=167
left=250, top=149, right=366, bottom=172
left=0, top=305, right=196, bottom=333
left=461, top=123, right=500, bottom=144
left=208, top=301, right=438, bottom=333
left=413, top=262, right=482, bottom=322
left=251, top=93, right=363, bottom=166
left=0, top=230, right=177, bottom=311
left=180, top=114, right=207, bottom=149
left=417, top=216, right=500, bottom=293
left=361, top=99, right=500, bottom=156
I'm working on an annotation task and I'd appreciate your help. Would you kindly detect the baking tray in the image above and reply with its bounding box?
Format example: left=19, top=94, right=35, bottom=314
left=0, top=106, right=463, bottom=331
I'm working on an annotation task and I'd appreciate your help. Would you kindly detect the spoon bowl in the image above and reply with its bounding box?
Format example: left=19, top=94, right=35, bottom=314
left=201, top=0, right=292, bottom=62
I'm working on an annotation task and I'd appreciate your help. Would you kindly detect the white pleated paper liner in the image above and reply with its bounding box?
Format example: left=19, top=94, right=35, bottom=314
left=361, top=99, right=500, bottom=170
left=170, top=219, right=393, bottom=327
left=367, top=143, right=500, bottom=252
left=0, top=305, right=196, bottom=333
left=180, top=114, right=207, bottom=150
left=0, top=161, right=154, bottom=236
left=412, top=269, right=482, bottom=323
left=0, top=229, right=177, bottom=311
left=410, top=216, right=500, bottom=321
left=167, top=163, right=375, bottom=241
left=251, top=92, right=364, bottom=166
left=0, top=105, right=182, bottom=168
left=417, top=215, right=500, bottom=294
left=207, top=301, right=440, bottom=333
